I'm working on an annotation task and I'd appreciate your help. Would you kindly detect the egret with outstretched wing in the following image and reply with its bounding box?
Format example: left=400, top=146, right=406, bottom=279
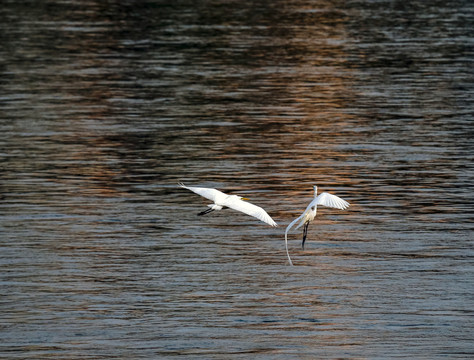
left=179, top=183, right=277, bottom=227
left=285, top=186, right=349, bottom=265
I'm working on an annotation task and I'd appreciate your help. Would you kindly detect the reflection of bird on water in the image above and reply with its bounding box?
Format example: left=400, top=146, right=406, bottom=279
left=179, top=183, right=278, bottom=227
left=285, top=186, right=350, bottom=266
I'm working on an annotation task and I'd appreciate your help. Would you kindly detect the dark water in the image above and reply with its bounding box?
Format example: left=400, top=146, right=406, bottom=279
left=1, top=0, right=473, bottom=358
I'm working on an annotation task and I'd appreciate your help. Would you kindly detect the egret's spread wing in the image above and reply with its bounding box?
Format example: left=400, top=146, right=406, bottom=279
left=223, top=197, right=277, bottom=227
left=179, top=182, right=226, bottom=202
left=284, top=212, right=305, bottom=266
left=311, top=192, right=350, bottom=210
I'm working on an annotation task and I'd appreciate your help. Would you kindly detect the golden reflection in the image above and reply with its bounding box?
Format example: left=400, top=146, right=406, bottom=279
left=180, top=3, right=361, bottom=200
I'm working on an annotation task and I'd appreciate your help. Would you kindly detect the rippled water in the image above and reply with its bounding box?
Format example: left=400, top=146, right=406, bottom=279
left=1, top=0, right=473, bottom=358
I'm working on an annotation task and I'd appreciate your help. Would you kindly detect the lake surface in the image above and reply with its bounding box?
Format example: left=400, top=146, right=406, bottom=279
left=1, top=0, right=473, bottom=358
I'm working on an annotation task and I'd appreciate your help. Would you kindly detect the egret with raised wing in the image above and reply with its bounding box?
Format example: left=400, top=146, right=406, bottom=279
left=285, top=186, right=349, bottom=265
left=179, top=183, right=277, bottom=227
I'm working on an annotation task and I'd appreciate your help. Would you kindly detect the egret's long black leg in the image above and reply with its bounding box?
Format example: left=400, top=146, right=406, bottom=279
left=198, top=208, right=214, bottom=216
left=302, top=222, right=309, bottom=249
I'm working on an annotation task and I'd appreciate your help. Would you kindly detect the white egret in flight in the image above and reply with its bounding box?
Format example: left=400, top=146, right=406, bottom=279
left=179, top=183, right=277, bottom=227
left=285, top=186, right=349, bottom=265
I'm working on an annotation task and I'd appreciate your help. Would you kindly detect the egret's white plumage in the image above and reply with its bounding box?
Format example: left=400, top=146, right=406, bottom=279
left=285, top=186, right=349, bottom=265
left=179, top=183, right=277, bottom=227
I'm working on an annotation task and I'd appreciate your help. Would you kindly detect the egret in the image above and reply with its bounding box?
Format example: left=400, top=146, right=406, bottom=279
left=178, top=183, right=277, bottom=227
left=285, top=186, right=349, bottom=265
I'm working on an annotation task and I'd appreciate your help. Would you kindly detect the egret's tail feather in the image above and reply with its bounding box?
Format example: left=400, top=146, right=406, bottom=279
left=285, top=215, right=302, bottom=266
left=284, top=230, right=294, bottom=266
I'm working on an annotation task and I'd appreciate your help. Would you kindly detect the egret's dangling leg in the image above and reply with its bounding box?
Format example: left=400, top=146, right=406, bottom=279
left=302, top=221, right=309, bottom=249
left=198, top=208, right=215, bottom=216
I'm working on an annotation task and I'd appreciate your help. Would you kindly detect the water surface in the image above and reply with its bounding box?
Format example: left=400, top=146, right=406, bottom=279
left=1, top=0, right=473, bottom=358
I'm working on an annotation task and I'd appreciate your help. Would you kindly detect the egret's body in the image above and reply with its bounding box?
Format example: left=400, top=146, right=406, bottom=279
left=285, top=186, right=349, bottom=265
left=179, top=183, right=277, bottom=227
